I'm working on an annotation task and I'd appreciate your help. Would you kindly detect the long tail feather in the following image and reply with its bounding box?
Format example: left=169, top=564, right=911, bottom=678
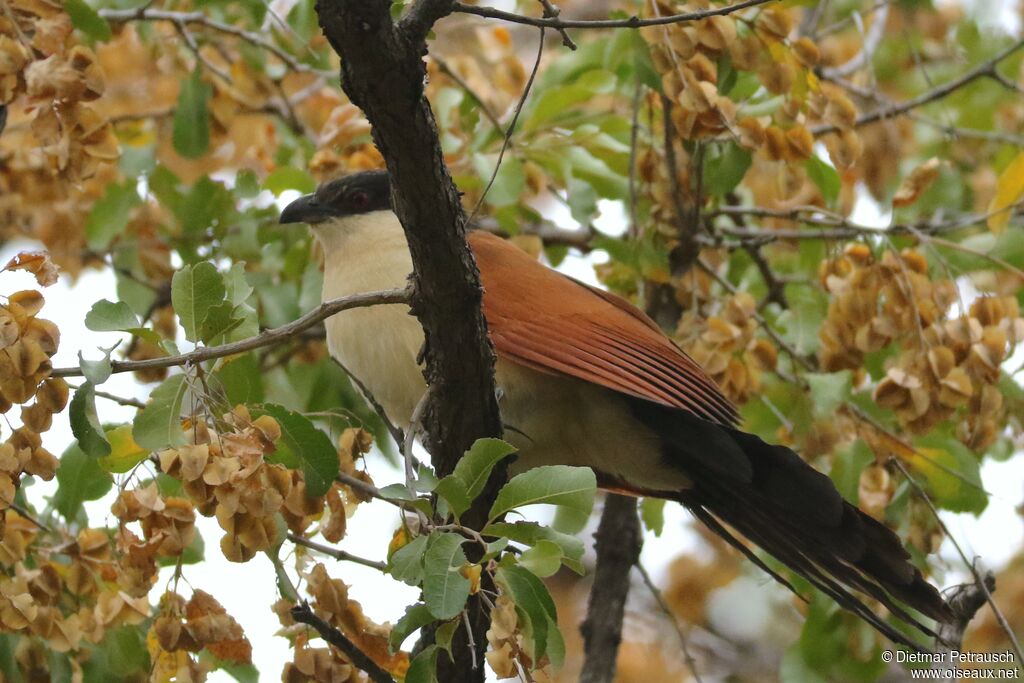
left=630, top=398, right=952, bottom=649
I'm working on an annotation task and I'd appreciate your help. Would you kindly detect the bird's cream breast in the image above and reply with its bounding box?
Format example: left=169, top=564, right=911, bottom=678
left=314, top=212, right=427, bottom=429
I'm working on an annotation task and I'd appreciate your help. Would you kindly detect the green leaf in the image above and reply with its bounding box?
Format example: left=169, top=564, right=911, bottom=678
left=54, top=444, right=113, bottom=520
left=780, top=642, right=829, bottom=683
left=199, top=301, right=244, bottom=342
left=69, top=384, right=111, bottom=457
left=171, top=262, right=227, bottom=343
left=405, top=645, right=438, bottom=683
left=805, top=156, right=840, bottom=206
left=85, top=181, right=140, bottom=250
left=451, top=438, right=517, bottom=502
left=98, top=425, right=149, bottom=473
left=389, top=603, right=434, bottom=653
left=489, top=465, right=596, bottom=533
left=85, top=300, right=140, bottom=332
left=495, top=565, right=557, bottom=661
left=257, top=404, right=339, bottom=497
left=434, top=618, right=459, bottom=656
left=64, top=0, right=112, bottom=42
left=213, top=353, right=264, bottom=405
left=775, top=286, right=827, bottom=356
left=472, top=154, right=525, bottom=208
left=517, top=540, right=563, bottom=578
left=434, top=476, right=471, bottom=518
left=208, top=660, right=259, bottom=683
left=264, top=167, right=317, bottom=196
left=235, top=170, right=260, bottom=198
left=830, top=440, right=874, bottom=503
left=180, top=176, right=233, bottom=236
left=78, top=347, right=113, bottom=386
left=484, top=521, right=585, bottom=574
left=909, top=435, right=987, bottom=514
left=97, top=625, right=150, bottom=678
left=172, top=70, right=211, bottom=159
left=422, top=533, right=470, bottom=620
left=133, top=374, right=189, bottom=451
left=704, top=143, right=752, bottom=197
left=805, top=371, right=852, bottom=418
left=389, top=534, right=429, bottom=586
left=641, top=497, right=666, bottom=537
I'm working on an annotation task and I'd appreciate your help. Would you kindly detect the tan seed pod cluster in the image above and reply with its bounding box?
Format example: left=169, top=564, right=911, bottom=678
left=0, top=290, right=63, bottom=523
left=676, top=292, right=777, bottom=404
left=296, top=563, right=408, bottom=679
left=485, top=593, right=525, bottom=679
left=644, top=0, right=740, bottom=140
left=820, top=246, right=1022, bottom=449
left=2, top=6, right=118, bottom=181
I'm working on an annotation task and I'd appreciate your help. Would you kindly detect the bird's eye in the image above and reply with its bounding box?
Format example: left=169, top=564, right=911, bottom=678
left=348, top=190, right=370, bottom=210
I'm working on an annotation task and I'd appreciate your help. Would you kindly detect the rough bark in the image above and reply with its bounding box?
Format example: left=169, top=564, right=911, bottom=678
left=579, top=494, right=643, bottom=683
left=314, top=2, right=504, bottom=680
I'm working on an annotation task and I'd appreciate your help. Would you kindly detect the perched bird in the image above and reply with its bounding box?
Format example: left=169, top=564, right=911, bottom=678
left=280, top=170, right=951, bottom=648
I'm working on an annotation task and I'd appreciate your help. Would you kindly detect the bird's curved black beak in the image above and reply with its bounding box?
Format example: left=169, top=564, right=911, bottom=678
left=279, top=193, right=335, bottom=225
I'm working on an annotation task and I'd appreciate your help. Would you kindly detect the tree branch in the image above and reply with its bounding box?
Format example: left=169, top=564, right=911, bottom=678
left=290, top=602, right=396, bottom=683
left=453, top=0, right=775, bottom=30
left=579, top=494, right=642, bottom=683
left=934, top=572, right=997, bottom=665
left=287, top=533, right=388, bottom=572
left=889, top=457, right=1023, bottom=664
left=314, top=2, right=505, bottom=679
left=813, top=38, right=1024, bottom=135
left=51, top=288, right=409, bottom=378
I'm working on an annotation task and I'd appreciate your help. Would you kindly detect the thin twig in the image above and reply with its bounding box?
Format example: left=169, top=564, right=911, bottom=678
left=820, top=2, right=889, bottom=79
left=635, top=562, right=703, bottom=683
left=816, top=0, right=889, bottom=38
left=336, top=472, right=398, bottom=506
left=888, top=457, right=1023, bottom=666
left=51, top=288, right=410, bottom=378
left=453, top=0, right=775, bottom=30
left=333, top=360, right=406, bottom=451
left=934, top=572, right=998, bottom=669
left=67, top=382, right=146, bottom=409
left=290, top=602, right=396, bottom=683
left=98, top=8, right=329, bottom=76
left=468, top=27, right=546, bottom=222
left=403, top=388, right=431, bottom=489
left=813, top=38, right=1024, bottom=135
left=9, top=503, right=52, bottom=533
left=535, top=0, right=576, bottom=49
left=462, top=609, right=479, bottom=670
left=287, top=533, right=388, bottom=572
left=173, top=20, right=230, bottom=82
left=988, top=68, right=1024, bottom=95
left=708, top=201, right=1022, bottom=243
left=431, top=56, right=504, bottom=133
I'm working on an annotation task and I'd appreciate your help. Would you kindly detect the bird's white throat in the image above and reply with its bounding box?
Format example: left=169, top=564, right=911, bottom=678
left=312, top=210, right=427, bottom=428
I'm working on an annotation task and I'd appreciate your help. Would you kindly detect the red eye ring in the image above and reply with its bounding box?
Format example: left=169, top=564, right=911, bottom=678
left=349, top=190, right=370, bottom=209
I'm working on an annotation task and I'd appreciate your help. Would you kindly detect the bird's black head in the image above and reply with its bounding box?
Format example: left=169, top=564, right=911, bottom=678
left=279, top=170, right=392, bottom=225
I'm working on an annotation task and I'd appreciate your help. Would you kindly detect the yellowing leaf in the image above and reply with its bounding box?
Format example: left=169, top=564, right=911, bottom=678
left=987, top=151, right=1024, bottom=233
left=99, top=425, right=149, bottom=474
left=893, top=157, right=941, bottom=208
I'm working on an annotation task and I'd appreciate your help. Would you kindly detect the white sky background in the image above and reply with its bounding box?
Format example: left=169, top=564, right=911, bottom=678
left=5, top=0, right=1024, bottom=678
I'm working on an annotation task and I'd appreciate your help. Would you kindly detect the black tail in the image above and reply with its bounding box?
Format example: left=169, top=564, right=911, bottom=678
left=630, top=399, right=953, bottom=650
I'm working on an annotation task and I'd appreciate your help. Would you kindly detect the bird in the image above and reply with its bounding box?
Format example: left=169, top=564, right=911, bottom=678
left=279, top=169, right=952, bottom=649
